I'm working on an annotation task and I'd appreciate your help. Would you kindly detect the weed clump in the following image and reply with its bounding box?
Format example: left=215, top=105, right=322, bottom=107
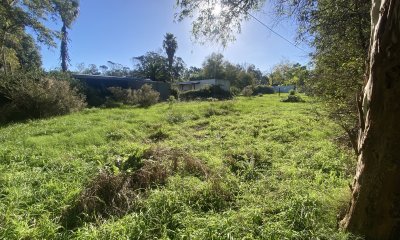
left=148, top=128, right=169, bottom=142
left=204, top=102, right=236, bottom=117
left=225, top=149, right=271, bottom=180
left=138, top=146, right=210, bottom=179
left=61, top=146, right=210, bottom=229
left=61, top=171, right=133, bottom=229
left=281, top=91, right=305, bottom=102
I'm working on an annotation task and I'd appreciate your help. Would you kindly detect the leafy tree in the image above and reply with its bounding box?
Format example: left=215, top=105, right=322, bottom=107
left=237, top=71, right=256, bottom=89
left=99, top=65, right=108, bottom=75
left=82, top=64, right=100, bottom=75
left=106, top=61, right=130, bottom=77
left=223, top=62, right=241, bottom=83
left=0, top=0, right=57, bottom=74
left=202, top=52, right=225, bottom=79
left=15, top=33, right=42, bottom=71
left=170, top=56, right=186, bottom=81
left=53, top=0, right=80, bottom=72
left=133, top=52, right=169, bottom=81
left=175, top=0, right=265, bottom=46
left=269, top=61, right=308, bottom=88
left=163, top=33, right=178, bottom=79
left=246, top=64, right=263, bottom=84
left=195, top=53, right=262, bottom=89
left=184, top=66, right=203, bottom=80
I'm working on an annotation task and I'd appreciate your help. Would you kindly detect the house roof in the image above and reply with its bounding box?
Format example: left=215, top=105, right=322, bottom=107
left=72, top=74, right=154, bottom=82
left=176, top=81, right=200, bottom=85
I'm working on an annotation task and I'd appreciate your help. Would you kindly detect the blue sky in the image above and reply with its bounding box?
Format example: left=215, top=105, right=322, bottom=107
left=40, top=0, right=311, bottom=73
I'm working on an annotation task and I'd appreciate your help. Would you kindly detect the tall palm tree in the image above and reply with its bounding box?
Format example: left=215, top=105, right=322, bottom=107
left=162, top=33, right=177, bottom=80
left=54, top=0, right=79, bottom=72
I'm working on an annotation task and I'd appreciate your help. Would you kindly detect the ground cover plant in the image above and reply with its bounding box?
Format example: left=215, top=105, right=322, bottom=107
left=0, top=94, right=357, bottom=239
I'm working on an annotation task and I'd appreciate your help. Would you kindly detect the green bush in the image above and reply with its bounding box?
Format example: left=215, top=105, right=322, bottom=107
left=281, top=95, right=305, bottom=103
left=180, top=85, right=232, bottom=101
left=230, top=86, right=241, bottom=96
left=241, top=85, right=253, bottom=97
left=0, top=72, right=86, bottom=123
left=108, top=84, right=160, bottom=107
left=169, top=86, right=180, bottom=100
left=252, top=85, right=275, bottom=95
left=135, top=84, right=160, bottom=107
left=108, top=87, right=135, bottom=105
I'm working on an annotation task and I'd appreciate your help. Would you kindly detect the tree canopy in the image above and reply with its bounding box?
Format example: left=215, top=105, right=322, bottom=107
left=175, top=0, right=265, bottom=46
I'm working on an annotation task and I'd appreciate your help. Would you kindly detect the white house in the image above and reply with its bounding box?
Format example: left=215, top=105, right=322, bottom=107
left=271, top=85, right=296, bottom=93
left=174, top=79, right=231, bottom=92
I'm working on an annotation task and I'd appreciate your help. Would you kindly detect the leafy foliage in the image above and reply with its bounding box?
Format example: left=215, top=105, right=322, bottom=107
left=108, top=84, right=160, bottom=107
left=0, top=0, right=79, bottom=74
left=134, top=84, right=160, bottom=107
left=252, top=85, right=275, bottom=95
left=269, top=61, right=309, bottom=88
left=0, top=72, right=86, bottom=123
left=132, top=51, right=186, bottom=82
left=175, top=0, right=266, bottom=46
left=163, top=33, right=178, bottom=79
left=191, top=52, right=265, bottom=90
left=241, top=85, right=254, bottom=96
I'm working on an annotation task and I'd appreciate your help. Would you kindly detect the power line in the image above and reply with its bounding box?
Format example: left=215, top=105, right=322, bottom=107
left=246, top=12, right=307, bottom=53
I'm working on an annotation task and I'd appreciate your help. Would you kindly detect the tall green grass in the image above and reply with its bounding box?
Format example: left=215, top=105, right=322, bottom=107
left=0, top=94, right=358, bottom=239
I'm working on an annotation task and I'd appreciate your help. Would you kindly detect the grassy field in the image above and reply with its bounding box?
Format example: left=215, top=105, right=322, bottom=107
left=0, top=94, right=357, bottom=239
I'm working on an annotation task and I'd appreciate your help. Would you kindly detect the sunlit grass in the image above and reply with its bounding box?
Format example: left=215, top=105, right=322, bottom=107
left=0, top=94, right=356, bottom=239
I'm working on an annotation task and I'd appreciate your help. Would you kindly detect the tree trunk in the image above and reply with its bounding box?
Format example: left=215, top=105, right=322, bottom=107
left=340, top=0, right=400, bottom=239
left=60, top=24, right=69, bottom=72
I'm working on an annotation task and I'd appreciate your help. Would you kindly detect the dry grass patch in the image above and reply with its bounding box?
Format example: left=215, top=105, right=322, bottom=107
left=61, top=145, right=210, bottom=229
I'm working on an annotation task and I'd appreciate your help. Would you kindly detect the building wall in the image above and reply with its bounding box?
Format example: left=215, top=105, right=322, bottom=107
left=73, top=75, right=171, bottom=106
left=271, top=85, right=295, bottom=93
left=176, top=79, right=230, bottom=92
left=215, top=79, right=231, bottom=92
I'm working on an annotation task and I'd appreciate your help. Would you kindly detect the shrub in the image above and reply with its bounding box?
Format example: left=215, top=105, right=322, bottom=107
left=0, top=72, right=86, bottom=123
left=108, top=84, right=160, bottom=107
left=230, top=86, right=241, bottom=96
left=169, top=86, right=180, bottom=100
left=252, top=85, right=275, bottom=95
left=180, top=85, right=232, bottom=101
left=166, top=111, right=185, bottom=124
left=289, top=89, right=296, bottom=95
left=225, top=149, right=271, bottom=180
left=241, top=85, right=254, bottom=97
left=281, top=94, right=305, bottom=103
left=134, top=84, right=160, bottom=107
left=108, top=87, right=135, bottom=104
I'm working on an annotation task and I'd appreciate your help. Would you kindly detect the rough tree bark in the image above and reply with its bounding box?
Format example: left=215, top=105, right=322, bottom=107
left=340, top=0, right=400, bottom=239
